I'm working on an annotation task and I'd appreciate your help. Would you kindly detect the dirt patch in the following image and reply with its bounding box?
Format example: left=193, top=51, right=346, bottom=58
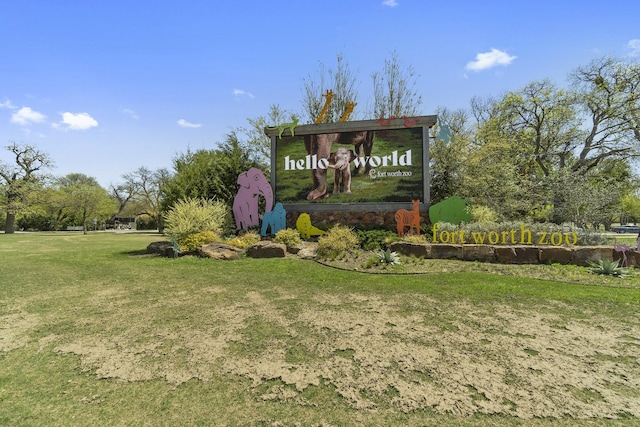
left=0, top=305, right=39, bottom=353
left=45, top=285, right=640, bottom=419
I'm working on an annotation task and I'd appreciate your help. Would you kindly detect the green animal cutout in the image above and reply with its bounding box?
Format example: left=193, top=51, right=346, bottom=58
left=428, top=196, right=470, bottom=225
left=268, top=117, right=299, bottom=138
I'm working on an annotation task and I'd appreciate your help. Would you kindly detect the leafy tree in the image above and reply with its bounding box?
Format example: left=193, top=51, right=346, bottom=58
left=0, top=142, right=53, bottom=233
left=116, top=166, right=170, bottom=232
left=619, top=193, right=640, bottom=224
left=569, top=56, right=640, bottom=172
left=161, top=132, right=262, bottom=211
left=429, top=107, right=472, bottom=204
left=56, top=173, right=117, bottom=233
left=372, top=50, right=423, bottom=119
left=236, top=104, right=296, bottom=171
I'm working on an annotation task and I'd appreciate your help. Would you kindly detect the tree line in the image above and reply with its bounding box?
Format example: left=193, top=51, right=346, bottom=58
left=2, top=54, right=639, bottom=234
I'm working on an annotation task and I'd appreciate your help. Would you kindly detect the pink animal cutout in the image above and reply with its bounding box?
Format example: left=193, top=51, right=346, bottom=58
left=233, top=168, right=273, bottom=230
left=613, top=238, right=632, bottom=267
left=395, top=200, right=421, bottom=237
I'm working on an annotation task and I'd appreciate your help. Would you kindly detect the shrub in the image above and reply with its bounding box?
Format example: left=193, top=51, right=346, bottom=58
left=177, top=230, right=220, bottom=252
left=164, top=198, right=229, bottom=243
left=317, top=225, right=360, bottom=259
left=402, top=234, right=430, bottom=244
left=470, top=205, right=498, bottom=223
left=588, top=259, right=627, bottom=277
left=226, top=232, right=261, bottom=248
left=274, top=228, right=301, bottom=246
left=356, top=229, right=398, bottom=251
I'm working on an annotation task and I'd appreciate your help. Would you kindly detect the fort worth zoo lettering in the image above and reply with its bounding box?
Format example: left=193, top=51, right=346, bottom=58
left=283, top=149, right=412, bottom=174
left=432, top=223, right=579, bottom=246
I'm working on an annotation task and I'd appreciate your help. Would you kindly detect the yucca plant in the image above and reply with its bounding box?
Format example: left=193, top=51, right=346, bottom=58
left=588, top=259, right=627, bottom=277
left=378, top=249, right=401, bottom=265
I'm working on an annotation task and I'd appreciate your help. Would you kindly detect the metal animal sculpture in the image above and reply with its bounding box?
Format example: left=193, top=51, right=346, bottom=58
left=395, top=199, right=421, bottom=237
left=613, top=238, right=632, bottom=267
left=296, top=213, right=325, bottom=239
left=267, top=117, right=299, bottom=138
left=339, top=102, right=356, bottom=122
left=232, top=168, right=274, bottom=230
left=315, top=90, right=334, bottom=124
left=260, top=202, right=286, bottom=237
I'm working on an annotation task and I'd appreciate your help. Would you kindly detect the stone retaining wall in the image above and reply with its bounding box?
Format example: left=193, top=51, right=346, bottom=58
left=388, top=242, right=640, bottom=267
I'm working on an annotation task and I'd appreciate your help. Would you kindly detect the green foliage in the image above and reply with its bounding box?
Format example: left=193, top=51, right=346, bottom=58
left=161, top=132, right=263, bottom=210
left=402, top=234, right=430, bottom=243
left=177, top=230, right=220, bottom=252
left=588, top=259, right=627, bottom=277
left=378, top=249, right=401, bottom=265
left=226, top=232, right=261, bottom=249
left=163, top=198, right=229, bottom=243
left=274, top=228, right=301, bottom=246
left=356, top=229, right=397, bottom=251
left=317, top=224, right=360, bottom=259
left=470, top=205, right=498, bottom=223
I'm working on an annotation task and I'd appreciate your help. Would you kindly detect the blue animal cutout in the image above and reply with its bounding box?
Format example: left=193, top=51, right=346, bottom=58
left=260, top=202, right=287, bottom=237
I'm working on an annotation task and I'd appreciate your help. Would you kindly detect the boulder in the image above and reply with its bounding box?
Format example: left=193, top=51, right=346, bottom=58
left=289, top=242, right=318, bottom=259
left=147, top=241, right=179, bottom=258
left=388, top=241, right=430, bottom=258
left=539, top=246, right=573, bottom=265
left=494, top=246, right=539, bottom=264
left=197, top=242, right=244, bottom=260
left=570, top=246, right=614, bottom=266
left=462, top=245, right=495, bottom=262
left=430, top=244, right=463, bottom=260
left=246, top=241, right=286, bottom=258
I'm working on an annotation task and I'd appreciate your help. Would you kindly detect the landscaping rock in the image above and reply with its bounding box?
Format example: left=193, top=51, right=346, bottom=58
left=494, top=246, right=539, bottom=264
left=462, top=245, right=495, bottom=262
left=146, top=241, right=181, bottom=258
left=388, top=241, right=430, bottom=258
left=571, top=246, right=614, bottom=266
left=430, top=244, right=463, bottom=260
left=246, top=241, right=286, bottom=258
left=539, top=246, right=573, bottom=265
left=198, top=242, right=244, bottom=260
left=295, top=242, right=318, bottom=259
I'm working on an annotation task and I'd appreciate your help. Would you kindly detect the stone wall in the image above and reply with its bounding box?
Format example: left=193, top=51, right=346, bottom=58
left=388, top=242, right=640, bottom=268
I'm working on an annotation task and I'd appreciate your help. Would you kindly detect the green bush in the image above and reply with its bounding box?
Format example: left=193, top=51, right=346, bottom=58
left=177, top=230, right=220, bottom=252
left=470, top=205, right=498, bottom=223
left=226, top=232, right=261, bottom=249
left=274, top=228, right=301, bottom=246
left=356, top=229, right=398, bottom=251
left=317, top=225, right=360, bottom=259
left=164, top=198, right=229, bottom=243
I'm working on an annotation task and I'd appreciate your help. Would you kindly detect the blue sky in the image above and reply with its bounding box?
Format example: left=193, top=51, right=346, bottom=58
left=1, top=0, right=639, bottom=188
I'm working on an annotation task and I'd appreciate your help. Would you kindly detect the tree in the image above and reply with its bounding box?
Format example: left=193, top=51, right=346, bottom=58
left=161, top=132, right=262, bottom=212
left=236, top=104, right=296, bottom=171
left=301, top=53, right=359, bottom=123
left=56, top=173, right=116, bottom=233
left=429, top=107, right=472, bottom=204
left=118, top=166, right=170, bottom=232
left=372, top=50, right=423, bottom=119
left=570, top=56, right=640, bottom=172
left=0, top=142, right=53, bottom=233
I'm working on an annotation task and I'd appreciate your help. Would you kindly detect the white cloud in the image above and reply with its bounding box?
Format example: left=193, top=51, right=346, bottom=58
left=1, top=99, right=17, bottom=109
left=627, top=39, right=640, bottom=57
left=233, top=88, right=255, bottom=98
left=382, top=0, right=399, bottom=6
left=466, top=48, right=517, bottom=72
left=177, top=119, right=202, bottom=128
left=11, top=106, right=47, bottom=125
left=57, top=112, right=98, bottom=130
left=122, top=108, right=139, bottom=119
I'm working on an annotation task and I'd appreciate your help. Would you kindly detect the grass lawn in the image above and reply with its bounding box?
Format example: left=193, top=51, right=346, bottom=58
left=1, top=232, right=639, bottom=426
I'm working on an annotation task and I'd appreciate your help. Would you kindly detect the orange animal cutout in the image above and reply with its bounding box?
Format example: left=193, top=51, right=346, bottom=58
left=395, top=199, right=421, bottom=237
left=315, top=90, right=334, bottom=124
left=339, top=102, right=356, bottom=122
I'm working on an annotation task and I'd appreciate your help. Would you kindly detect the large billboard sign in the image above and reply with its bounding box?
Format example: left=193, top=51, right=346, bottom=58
left=266, top=116, right=436, bottom=212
